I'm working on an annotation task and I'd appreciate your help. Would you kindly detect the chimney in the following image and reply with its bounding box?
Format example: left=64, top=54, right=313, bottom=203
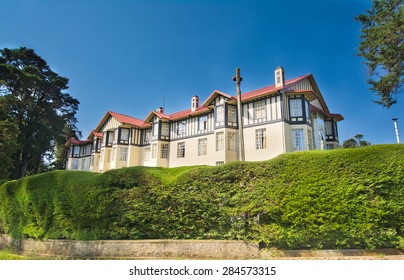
left=157, top=107, right=164, bottom=114
left=191, top=95, right=199, bottom=112
left=275, top=66, right=285, bottom=88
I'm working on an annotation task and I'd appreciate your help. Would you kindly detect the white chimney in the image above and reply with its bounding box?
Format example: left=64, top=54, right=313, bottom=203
left=157, top=107, right=164, bottom=114
left=275, top=66, right=285, bottom=88
left=191, top=95, right=199, bottom=112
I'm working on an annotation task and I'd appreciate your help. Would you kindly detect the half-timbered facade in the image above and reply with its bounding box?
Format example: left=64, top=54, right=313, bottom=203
left=66, top=67, right=343, bottom=171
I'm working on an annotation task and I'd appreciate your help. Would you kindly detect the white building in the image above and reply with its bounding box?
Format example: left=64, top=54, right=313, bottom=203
left=66, top=67, right=343, bottom=172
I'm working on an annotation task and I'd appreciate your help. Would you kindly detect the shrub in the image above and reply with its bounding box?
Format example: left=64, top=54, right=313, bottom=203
left=0, top=144, right=403, bottom=249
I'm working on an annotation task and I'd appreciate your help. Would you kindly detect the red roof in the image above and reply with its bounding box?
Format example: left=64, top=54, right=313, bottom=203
left=167, top=106, right=210, bottom=121
left=67, top=137, right=92, bottom=146
left=109, top=111, right=150, bottom=128
left=90, top=72, right=341, bottom=135
left=240, top=74, right=311, bottom=101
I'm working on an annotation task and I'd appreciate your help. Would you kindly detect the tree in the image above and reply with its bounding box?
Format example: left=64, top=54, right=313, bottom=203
left=355, top=0, right=403, bottom=107
left=0, top=98, right=19, bottom=180
left=342, top=134, right=371, bottom=148
left=0, top=47, right=80, bottom=179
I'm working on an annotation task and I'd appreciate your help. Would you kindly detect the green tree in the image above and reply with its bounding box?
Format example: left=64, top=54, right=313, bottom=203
left=342, top=134, right=371, bottom=148
left=355, top=0, right=404, bottom=107
left=0, top=47, right=80, bottom=179
left=0, top=98, right=19, bottom=180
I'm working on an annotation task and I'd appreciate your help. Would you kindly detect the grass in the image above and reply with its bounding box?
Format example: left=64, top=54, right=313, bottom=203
left=0, top=248, right=30, bottom=260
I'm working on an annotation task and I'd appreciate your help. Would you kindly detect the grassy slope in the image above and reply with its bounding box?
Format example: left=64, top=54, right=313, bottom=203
left=0, top=144, right=403, bottom=249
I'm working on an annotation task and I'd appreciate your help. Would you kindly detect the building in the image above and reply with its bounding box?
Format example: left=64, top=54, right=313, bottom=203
left=65, top=67, right=343, bottom=172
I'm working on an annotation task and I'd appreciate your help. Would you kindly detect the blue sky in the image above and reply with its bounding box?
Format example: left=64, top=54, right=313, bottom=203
left=1, top=0, right=402, bottom=144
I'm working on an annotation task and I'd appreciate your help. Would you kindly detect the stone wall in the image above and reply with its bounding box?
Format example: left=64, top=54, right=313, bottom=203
left=1, top=234, right=403, bottom=259
left=0, top=234, right=260, bottom=259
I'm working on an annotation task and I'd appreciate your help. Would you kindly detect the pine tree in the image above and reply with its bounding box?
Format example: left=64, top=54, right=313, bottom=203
left=356, top=0, right=403, bottom=107
left=0, top=47, right=80, bottom=178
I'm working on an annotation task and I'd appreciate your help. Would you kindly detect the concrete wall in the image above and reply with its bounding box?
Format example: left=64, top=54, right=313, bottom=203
left=0, top=235, right=259, bottom=260
left=2, top=235, right=402, bottom=260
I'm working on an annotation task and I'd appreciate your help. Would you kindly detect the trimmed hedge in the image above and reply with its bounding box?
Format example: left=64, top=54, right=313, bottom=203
left=0, top=144, right=403, bottom=249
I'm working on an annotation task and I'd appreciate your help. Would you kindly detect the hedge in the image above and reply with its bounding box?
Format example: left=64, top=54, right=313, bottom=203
left=0, top=144, right=403, bottom=249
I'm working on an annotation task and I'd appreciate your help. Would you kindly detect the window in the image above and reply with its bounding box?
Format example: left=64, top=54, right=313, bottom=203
left=106, top=149, right=111, bottom=162
left=151, top=143, right=157, bottom=159
left=107, top=131, right=114, bottom=146
left=305, top=100, right=311, bottom=121
left=161, top=122, right=170, bottom=137
left=326, top=144, right=334, bottom=150
left=120, top=128, right=130, bottom=143
left=82, top=145, right=88, bottom=155
left=216, top=105, right=224, bottom=123
left=216, top=161, right=224, bottom=166
left=81, top=159, right=85, bottom=170
left=177, top=142, right=185, bottom=158
left=161, top=143, right=169, bottom=159
left=73, top=146, right=80, bottom=156
left=198, top=115, right=208, bottom=131
left=72, top=159, right=79, bottom=170
left=216, top=132, right=224, bottom=151
left=254, top=100, right=266, bottom=119
left=177, top=121, right=186, bottom=137
left=198, top=138, right=207, bottom=156
left=119, top=147, right=127, bottom=161
left=145, top=130, right=151, bottom=143
left=290, top=99, right=303, bottom=117
left=228, top=106, right=237, bottom=123
left=144, top=147, right=151, bottom=161
left=228, top=132, right=237, bottom=151
left=255, top=128, right=266, bottom=149
left=292, top=129, right=305, bottom=151
left=325, top=121, right=333, bottom=136
left=153, top=121, right=159, bottom=137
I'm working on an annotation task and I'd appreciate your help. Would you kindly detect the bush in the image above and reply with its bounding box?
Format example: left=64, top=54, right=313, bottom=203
left=0, top=144, right=403, bottom=249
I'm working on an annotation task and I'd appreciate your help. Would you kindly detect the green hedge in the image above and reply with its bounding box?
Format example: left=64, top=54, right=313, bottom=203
left=0, top=144, right=403, bottom=249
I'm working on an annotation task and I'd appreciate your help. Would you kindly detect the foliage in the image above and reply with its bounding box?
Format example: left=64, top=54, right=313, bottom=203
left=0, top=145, right=403, bottom=250
left=355, top=0, right=404, bottom=107
left=342, top=134, right=371, bottom=148
left=0, top=248, right=30, bottom=260
left=0, top=47, right=80, bottom=179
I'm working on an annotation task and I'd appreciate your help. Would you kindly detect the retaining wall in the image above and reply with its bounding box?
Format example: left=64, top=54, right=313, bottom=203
left=0, top=234, right=260, bottom=259
left=1, top=234, right=403, bottom=259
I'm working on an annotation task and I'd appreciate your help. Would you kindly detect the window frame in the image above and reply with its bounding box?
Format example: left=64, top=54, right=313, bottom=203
left=289, top=98, right=303, bottom=118
left=198, top=138, right=208, bottom=156
left=292, top=128, right=305, bottom=151
left=255, top=128, right=267, bottom=150
left=253, top=100, right=266, bottom=120
left=216, top=132, right=224, bottom=151
left=177, top=142, right=185, bottom=158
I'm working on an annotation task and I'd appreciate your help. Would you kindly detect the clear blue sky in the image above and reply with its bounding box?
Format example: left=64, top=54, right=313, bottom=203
left=1, top=0, right=402, bottom=144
